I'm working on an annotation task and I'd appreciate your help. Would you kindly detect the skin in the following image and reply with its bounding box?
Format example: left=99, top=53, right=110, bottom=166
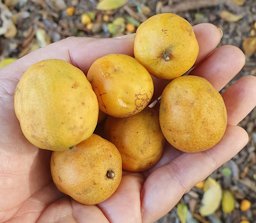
left=0, top=23, right=255, bottom=223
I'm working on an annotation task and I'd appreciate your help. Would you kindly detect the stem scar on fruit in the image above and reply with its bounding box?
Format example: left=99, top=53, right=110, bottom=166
left=162, top=46, right=173, bottom=62
left=106, top=169, right=115, bottom=179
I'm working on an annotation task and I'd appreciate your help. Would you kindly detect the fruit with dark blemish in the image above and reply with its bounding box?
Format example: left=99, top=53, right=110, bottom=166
left=50, top=134, right=122, bottom=205
left=87, top=54, right=154, bottom=118
left=134, top=13, right=199, bottom=79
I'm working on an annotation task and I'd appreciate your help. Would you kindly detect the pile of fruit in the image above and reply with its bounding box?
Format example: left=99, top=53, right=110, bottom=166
left=14, top=13, right=227, bottom=205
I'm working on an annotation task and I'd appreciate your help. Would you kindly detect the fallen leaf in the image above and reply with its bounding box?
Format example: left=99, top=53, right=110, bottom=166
left=36, top=28, right=51, bottom=48
left=222, top=190, right=235, bottom=214
left=177, top=203, right=188, bottom=223
left=199, top=178, right=222, bottom=216
left=219, top=10, right=244, bottom=22
left=243, top=37, right=256, bottom=57
left=0, top=58, right=16, bottom=68
left=232, top=0, right=246, bottom=6
left=107, top=17, right=125, bottom=36
left=97, top=0, right=127, bottom=11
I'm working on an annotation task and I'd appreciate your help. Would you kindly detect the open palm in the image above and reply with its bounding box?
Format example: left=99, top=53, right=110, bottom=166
left=0, top=23, right=255, bottom=223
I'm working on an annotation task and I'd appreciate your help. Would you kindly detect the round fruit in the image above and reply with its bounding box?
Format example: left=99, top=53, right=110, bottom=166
left=159, top=75, right=227, bottom=152
left=105, top=108, right=165, bottom=172
left=87, top=54, right=154, bottom=118
left=134, top=13, right=199, bottom=79
left=14, top=59, right=98, bottom=151
left=51, top=134, right=122, bottom=205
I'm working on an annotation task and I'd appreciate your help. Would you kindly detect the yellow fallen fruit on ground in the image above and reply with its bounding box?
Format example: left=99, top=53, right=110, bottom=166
left=134, top=13, right=199, bottom=79
left=87, top=54, right=154, bottom=118
left=14, top=59, right=98, bottom=151
left=105, top=108, right=165, bottom=172
left=160, top=75, right=227, bottom=152
left=51, top=134, right=122, bottom=205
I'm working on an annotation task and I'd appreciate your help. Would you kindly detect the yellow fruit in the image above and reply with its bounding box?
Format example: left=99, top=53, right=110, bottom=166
left=195, top=181, right=205, bottom=189
left=14, top=59, right=98, bottom=151
left=240, top=199, right=251, bottom=211
left=159, top=75, right=227, bottom=152
left=87, top=54, right=154, bottom=118
left=240, top=220, right=250, bottom=223
left=81, top=13, right=91, bottom=25
left=105, top=108, right=164, bottom=172
left=126, top=23, right=135, bottom=33
left=134, top=13, right=199, bottom=79
left=66, top=6, right=75, bottom=16
left=51, top=134, right=122, bottom=205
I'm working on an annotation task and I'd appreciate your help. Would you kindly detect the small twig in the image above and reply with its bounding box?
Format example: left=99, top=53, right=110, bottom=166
left=161, top=0, right=226, bottom=13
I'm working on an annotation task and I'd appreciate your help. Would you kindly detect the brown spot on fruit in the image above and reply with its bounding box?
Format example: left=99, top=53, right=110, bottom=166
left=72, top=82, right=79, bottom=89
left=106, top=169, right=115, bottom=179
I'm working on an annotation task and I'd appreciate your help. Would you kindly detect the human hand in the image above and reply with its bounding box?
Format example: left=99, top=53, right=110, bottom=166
left=0, top=23, right=255, bottom=223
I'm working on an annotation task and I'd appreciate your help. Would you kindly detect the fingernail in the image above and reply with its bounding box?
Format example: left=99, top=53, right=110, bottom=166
left=217, top=26, right=223, bottom=38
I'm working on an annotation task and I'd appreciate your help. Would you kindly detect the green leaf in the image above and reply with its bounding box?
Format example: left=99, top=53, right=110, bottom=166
left=177, top=203, right=188, bottom=223
left=222, top=190, right=235, bottom=214
left=97, top=0, right=127, bottom=11
left=126, top=16, right=140, bottom=26
left=221, top=167, right=232, bottom=177
left=199, top=178, right=222, bottom=216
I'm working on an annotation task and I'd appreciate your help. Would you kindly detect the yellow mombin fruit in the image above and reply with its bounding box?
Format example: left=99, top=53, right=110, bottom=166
left=240, top=199, right=251, bottom=211
left=105, top=108, right=165, bottom=172
left=159, top=75, right=227, bottom=152
left=14, top=59, right=98, bottom=151
left=134, top=13, right=199, bottom=79
left=51, top=134, right=122, bottom=205
left=87, top=54, right=154, bottom=118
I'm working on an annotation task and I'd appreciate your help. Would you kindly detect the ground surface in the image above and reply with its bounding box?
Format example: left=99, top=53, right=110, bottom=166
left=0, top=0, right=255, bottom=222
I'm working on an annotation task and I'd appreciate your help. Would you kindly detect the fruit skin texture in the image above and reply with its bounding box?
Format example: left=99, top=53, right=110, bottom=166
left=14, top=59, right=98, bottom=151
left=134, top=13, right=199, bottom=80
left=51, top=134, right=122, bottom=205
left=87, top=54, right=154, bottom=118
left=105, top=108, right=165, bottom=172
left=159, top=75, right=227, bottom=152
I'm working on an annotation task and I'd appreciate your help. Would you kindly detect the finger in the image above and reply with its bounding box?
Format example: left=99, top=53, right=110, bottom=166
left=190, top=45, right=246, bottom=90
left=193, top=23, right=222, bottom=64
left=0, top=35, right=134, bottom=80
left=223, top=75, right=256, bottom=125
left=98, top=174, right=143, bottom=223
left=141, top=125, right=248, bottom=223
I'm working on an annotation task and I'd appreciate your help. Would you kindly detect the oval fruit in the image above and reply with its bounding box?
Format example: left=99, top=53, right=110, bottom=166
left=134, top=13, right=199, bottom=79
left=105, top=108, right=165, bottom=172
left=51, top=134, right=122, bottom=205
left=159, top=75, right=227, bottom=152
left=87, top=54, right=154, bottom=118
left=14, top=59, right=98, bottom=151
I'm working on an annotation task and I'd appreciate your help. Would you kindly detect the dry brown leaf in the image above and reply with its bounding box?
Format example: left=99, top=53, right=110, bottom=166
left=232, top=0, right=246, bottom=6
left=219, top=10, right=244, bottom=22
left=243, top=37, right=256, bottom=57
